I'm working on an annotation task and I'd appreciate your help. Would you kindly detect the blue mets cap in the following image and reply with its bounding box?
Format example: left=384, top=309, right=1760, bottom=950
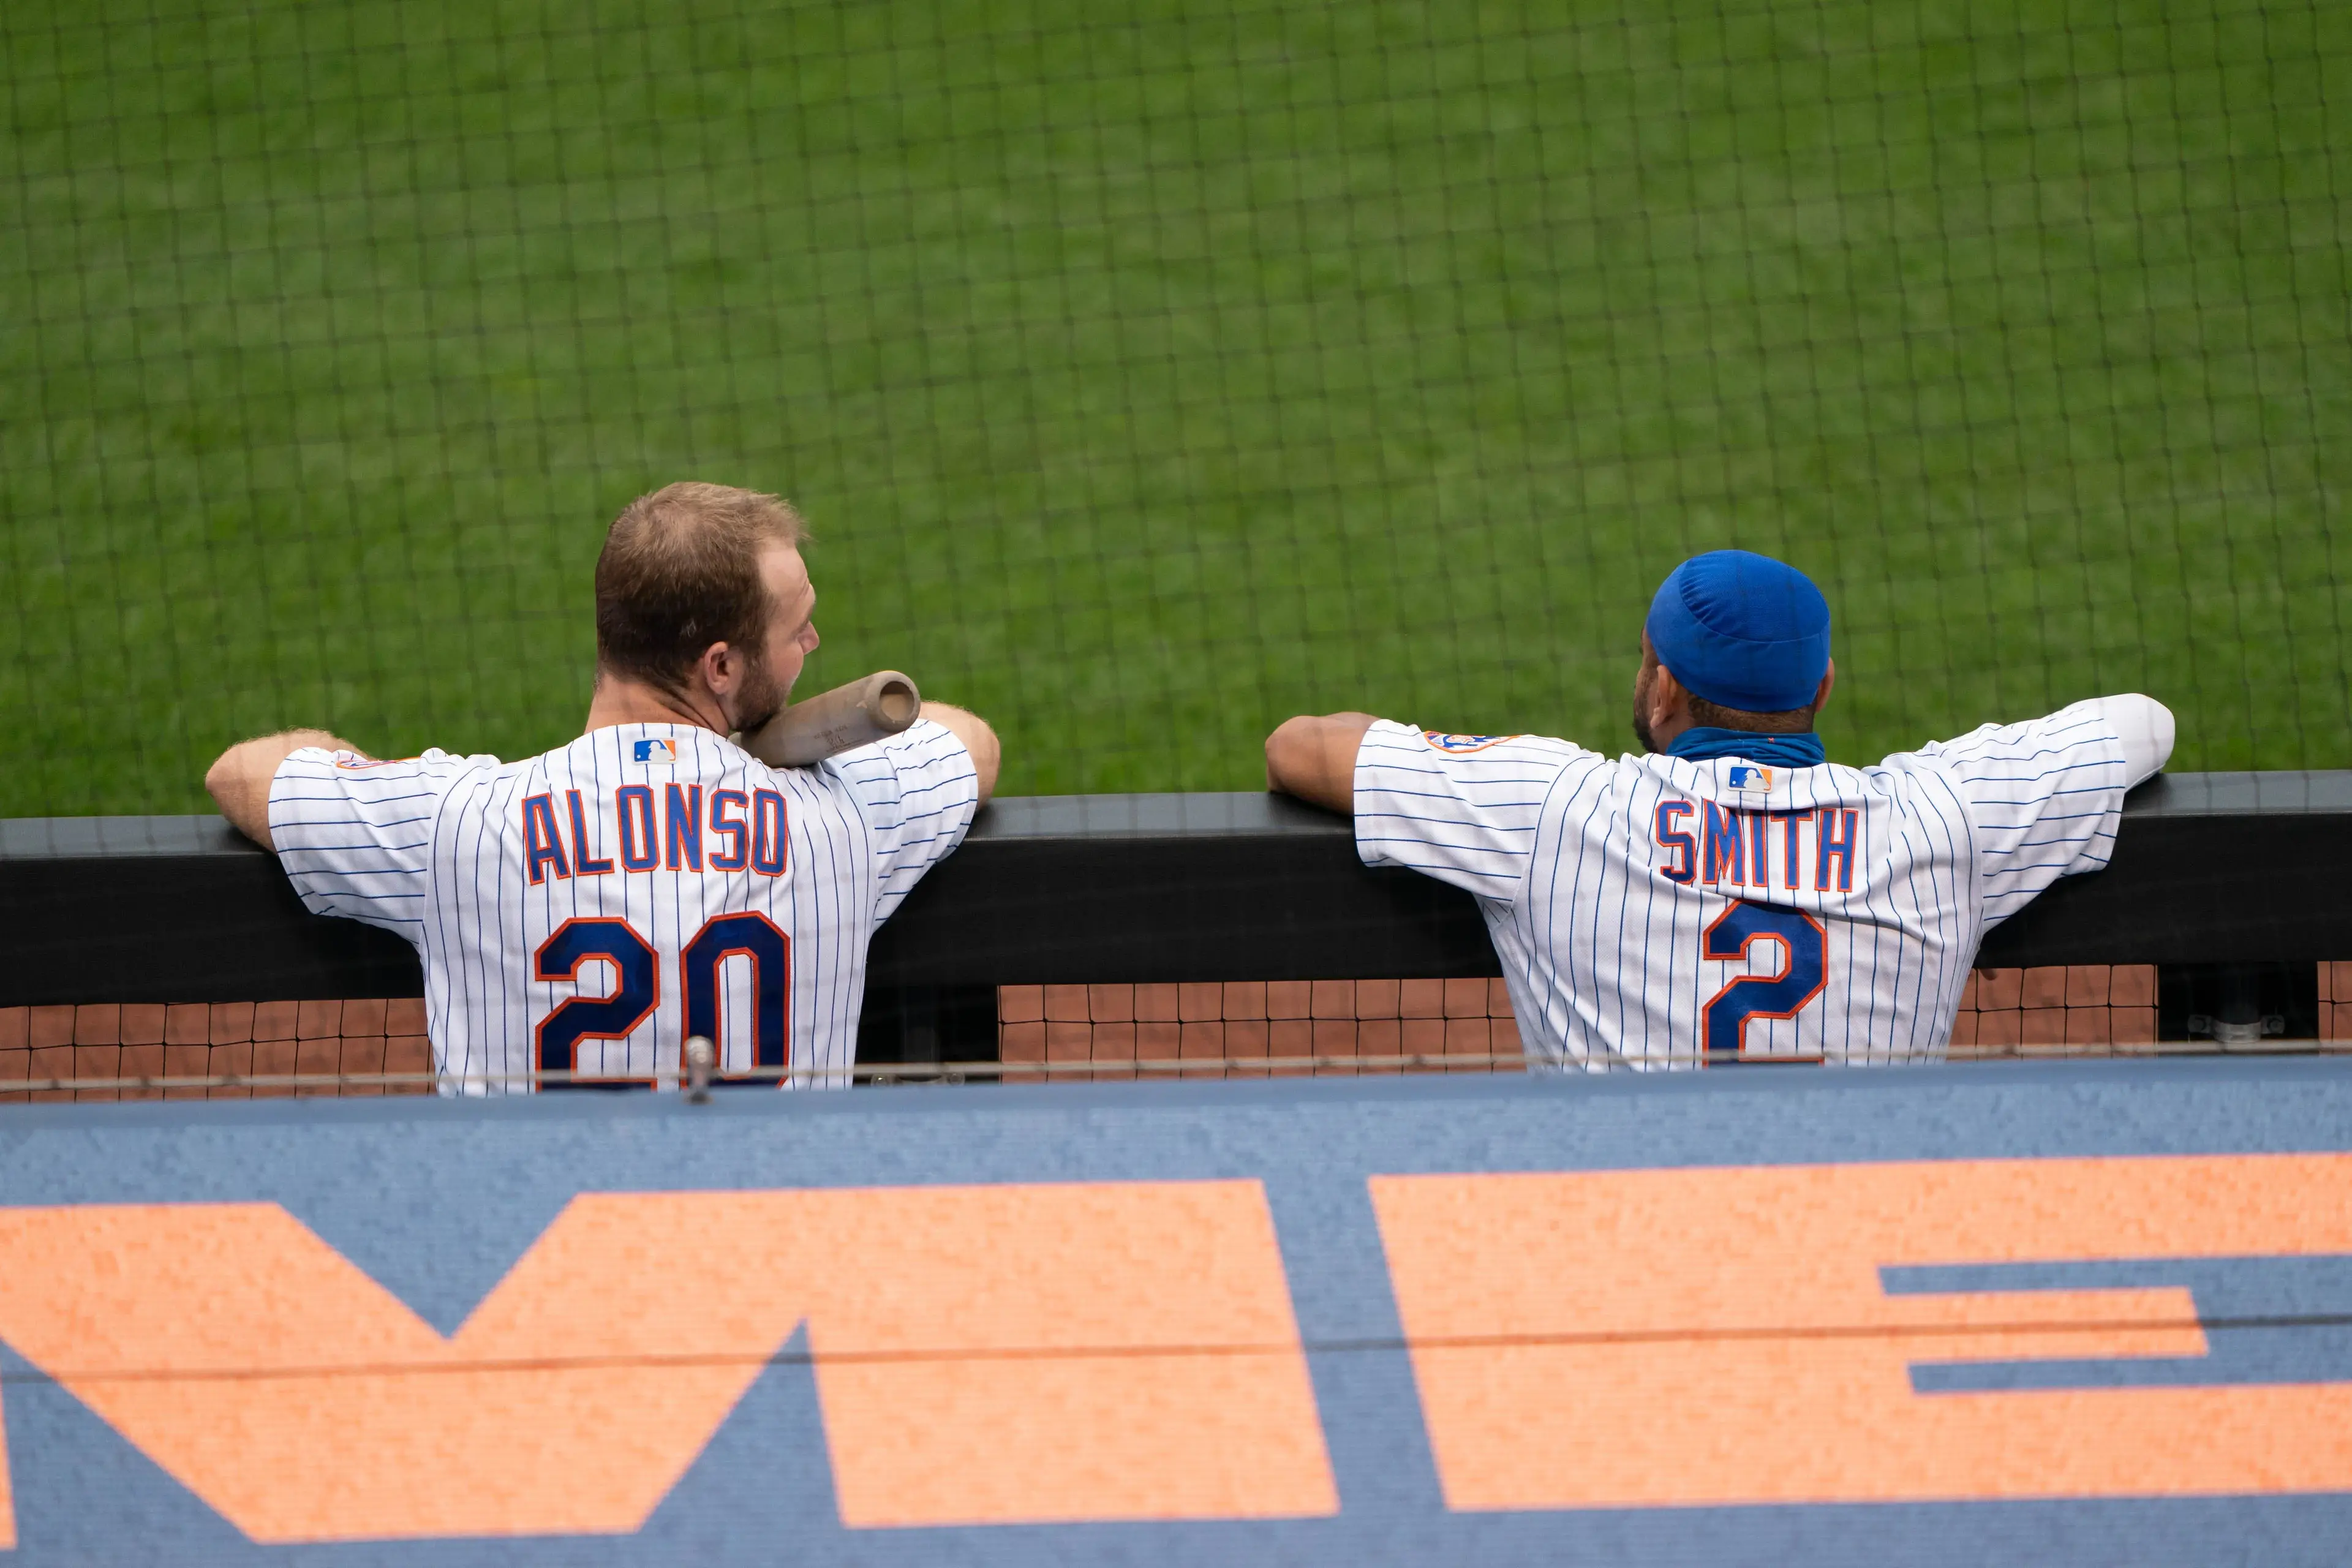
left=1644, top=550, right=1831, bottom=714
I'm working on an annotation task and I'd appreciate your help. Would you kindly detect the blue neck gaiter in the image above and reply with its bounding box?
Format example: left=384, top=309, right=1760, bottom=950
left=1665, top=727, right=1828, bottom=767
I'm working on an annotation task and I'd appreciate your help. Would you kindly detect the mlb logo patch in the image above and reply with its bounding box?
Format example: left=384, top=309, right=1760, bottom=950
left=632, top=737, right=678, bottom=764
left=1424, top=732, right=1519, bottom=755
left=1726, top=764, right=1775, bottom=791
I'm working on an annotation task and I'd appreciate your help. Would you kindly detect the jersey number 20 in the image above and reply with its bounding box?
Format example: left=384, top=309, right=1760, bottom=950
left=1700, top=900, right=1826, bottom=1063
left=533, top=913, right=791, bottom=1084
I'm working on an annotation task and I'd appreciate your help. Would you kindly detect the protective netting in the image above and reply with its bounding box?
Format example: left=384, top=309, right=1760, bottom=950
left=9, top=966, right=2350, bottom=1099
left=998, top=965, right=2352, bottom=1074
left=2, top=0, right=2346, bottom=814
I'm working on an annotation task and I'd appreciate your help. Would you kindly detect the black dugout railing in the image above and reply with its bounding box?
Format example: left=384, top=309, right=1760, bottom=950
left=3, top=771, right=2348, bottom=1064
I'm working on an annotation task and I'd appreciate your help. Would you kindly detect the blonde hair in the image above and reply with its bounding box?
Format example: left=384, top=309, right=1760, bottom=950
left=594, top=483, right=808, bottom=694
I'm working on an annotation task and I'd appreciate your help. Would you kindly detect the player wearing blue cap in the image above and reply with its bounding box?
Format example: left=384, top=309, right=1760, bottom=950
left=1265, top=549, right=2175, bottom=1066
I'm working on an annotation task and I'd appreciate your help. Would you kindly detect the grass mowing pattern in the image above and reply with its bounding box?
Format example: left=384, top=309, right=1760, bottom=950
left=3, top=0, right=2346, bottom=813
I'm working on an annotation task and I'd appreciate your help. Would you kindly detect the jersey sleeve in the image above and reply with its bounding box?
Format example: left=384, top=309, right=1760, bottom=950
left=1915, top=697, right=2139, bottom=925
left=826, top=718, right=983, bottom=922
left=268, top=748, right=478, bottom=939
left=1352, top=720, right=1597, bottom=905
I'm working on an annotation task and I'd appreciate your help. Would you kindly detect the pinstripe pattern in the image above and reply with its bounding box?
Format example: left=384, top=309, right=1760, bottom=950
left=269, top=720, right=979, bottom=1093
left=1355, top=699, right=2145, bottom=1069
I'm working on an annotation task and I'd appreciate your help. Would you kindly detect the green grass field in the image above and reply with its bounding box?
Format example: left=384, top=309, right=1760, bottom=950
left=3, top=0, right=2346, bottom=816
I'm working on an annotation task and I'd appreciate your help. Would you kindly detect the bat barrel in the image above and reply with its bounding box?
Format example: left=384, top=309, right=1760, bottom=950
left=741, top=670, right=924, bottom=767
left=871, top=674, right=919, bottom=729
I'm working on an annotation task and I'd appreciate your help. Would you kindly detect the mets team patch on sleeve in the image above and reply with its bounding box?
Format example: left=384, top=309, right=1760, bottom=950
left=1423, top=732, right=1523, bottom=754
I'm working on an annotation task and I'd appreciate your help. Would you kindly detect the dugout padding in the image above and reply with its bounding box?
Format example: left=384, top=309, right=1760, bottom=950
left=6, top=777, right=2351, bottom=1090
left=9, top=775, right=2352, bottom=1011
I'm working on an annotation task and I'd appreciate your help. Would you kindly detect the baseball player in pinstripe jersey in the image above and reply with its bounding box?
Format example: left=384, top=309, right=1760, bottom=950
left=1265, top=549, right=2175, bottom=1067
left=204, top=483, right=1000, bottom=1092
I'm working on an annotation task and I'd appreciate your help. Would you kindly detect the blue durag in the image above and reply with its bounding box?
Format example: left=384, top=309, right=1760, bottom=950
left=1645, top=549, right=1831, bottom=714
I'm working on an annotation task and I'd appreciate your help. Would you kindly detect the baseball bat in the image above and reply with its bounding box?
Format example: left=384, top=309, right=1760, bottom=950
left=739, top=670, right=922, bottom=767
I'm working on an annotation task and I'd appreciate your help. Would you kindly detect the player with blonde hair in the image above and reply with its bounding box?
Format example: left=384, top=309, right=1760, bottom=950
left=206, top=482, right=999, bottom=1091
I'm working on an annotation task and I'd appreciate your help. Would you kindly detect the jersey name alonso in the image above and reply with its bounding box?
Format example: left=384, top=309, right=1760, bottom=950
left=269, top=721, right=979, bottom=1092
left=1354, top=701, right=2142, bottom=1068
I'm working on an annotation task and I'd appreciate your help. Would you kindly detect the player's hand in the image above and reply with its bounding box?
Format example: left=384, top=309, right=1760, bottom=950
left=1265, top=713, right=1378, bottom=815
left=205, top=729, right=366, bottom=850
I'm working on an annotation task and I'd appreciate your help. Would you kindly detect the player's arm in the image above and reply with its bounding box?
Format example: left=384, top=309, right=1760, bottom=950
left=1264, top=712, right=1380, bottom=815
left=1923, top=692, right=2176, bottom=925
left=917, top=701, right=1001, bottom=805
left=205, top=730, right=369, bottom=850
left=2095, top=693, right=2176, bottom=785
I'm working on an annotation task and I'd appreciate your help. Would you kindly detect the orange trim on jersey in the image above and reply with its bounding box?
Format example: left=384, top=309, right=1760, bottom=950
left=1422, top=732, right=1524, bottom=755
left=566, top=790, right=616, bottom=876
left=749, top=788, right=789, bottom=877
left=1700, top=801, right=1744, bottom=885
left=709, top=789, right=750, bottom=871
left=682, top=911, right=793, bottom=1082
left=613, top=785, right=660, bottom=872
left=664, top=783, right=704, bottom=871
left=521, top=793, right=569, bottom=884
left=1815, top=804, right=1859, bottom=891
left=531, top=918, right=658, bottom=1088
left=1698, top=901, right=1828, bottom=1063
left=1652, top=799, right=1696, bottom=884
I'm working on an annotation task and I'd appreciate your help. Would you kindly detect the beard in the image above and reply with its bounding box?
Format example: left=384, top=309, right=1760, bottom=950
left=1630, top=665, right=1660, bottom=754
left=729, top=658, right=793, bottom=736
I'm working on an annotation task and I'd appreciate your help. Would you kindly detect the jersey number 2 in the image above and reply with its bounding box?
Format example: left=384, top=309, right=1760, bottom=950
left=535, top=913, right=791, bottom=1084
left=1700, top=900, right=1826, bottom=1063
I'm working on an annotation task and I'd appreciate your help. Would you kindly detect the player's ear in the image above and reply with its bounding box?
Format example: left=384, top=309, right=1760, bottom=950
left=1650, top=662, right=1690, bottom=726
left=1812, top=659, right=1836, bottom=717
left=696, top=641, right=736, bottom=699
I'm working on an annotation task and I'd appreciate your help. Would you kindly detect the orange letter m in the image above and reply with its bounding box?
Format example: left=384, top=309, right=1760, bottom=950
left=0, top=1183, right=1335, bottom=1545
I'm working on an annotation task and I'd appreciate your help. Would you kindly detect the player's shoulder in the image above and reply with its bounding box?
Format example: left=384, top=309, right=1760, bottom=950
left=287, top=744, right=497, bottom=784
left=850, top=714, right=967, bottom=757
left=807, top=720, right=984, bottom=867
left=1896, top=698, right=2124, bottom=774
left=820, top=717, right=973, bottom=782
left=1362, top=720, right=1600, bottom=770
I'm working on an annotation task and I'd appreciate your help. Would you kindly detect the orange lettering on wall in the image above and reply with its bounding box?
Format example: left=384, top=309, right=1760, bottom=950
left=1371, top=1154, right=2352, bottom=1509
left=0, top=1182, right=1333, bottom=1543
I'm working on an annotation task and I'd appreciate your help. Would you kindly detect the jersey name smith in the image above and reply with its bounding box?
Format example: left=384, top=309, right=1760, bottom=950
left=1354, top=702, right=2139, bottom=1068
left=1651, top=800, right=1861, bottom=892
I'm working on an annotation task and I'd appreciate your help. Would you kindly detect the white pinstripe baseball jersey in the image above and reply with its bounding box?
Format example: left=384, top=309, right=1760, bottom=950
left=269, top=720, right=979, bottom=1092
left=1354, top=696, right=2169, bottom=1068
